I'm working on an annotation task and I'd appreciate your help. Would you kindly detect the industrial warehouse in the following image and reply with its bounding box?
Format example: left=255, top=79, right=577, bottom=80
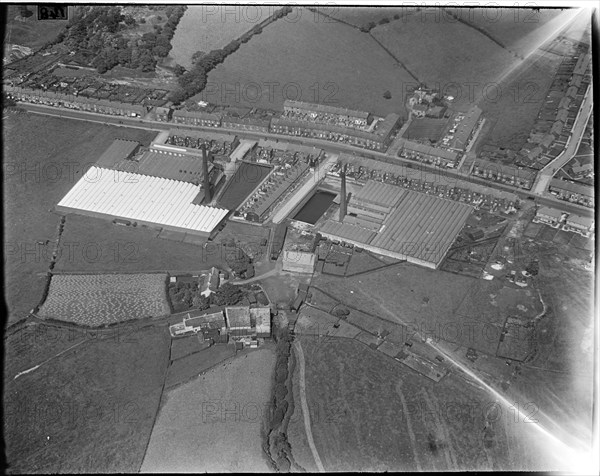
left=55, top=138, right=229, bottom=242
left=318, top=180, right=473, bottom=268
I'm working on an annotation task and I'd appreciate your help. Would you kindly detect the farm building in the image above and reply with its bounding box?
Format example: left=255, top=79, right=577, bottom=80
left=250, top=307, right=271, bottom=337
left=56, top=166, right=229, bottom=241
left=225, top=306, right=253, bottom=337
left=318, top=180, right=473, bottom=269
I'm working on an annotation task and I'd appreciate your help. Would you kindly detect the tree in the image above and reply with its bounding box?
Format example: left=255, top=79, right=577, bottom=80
left=212, top=283, right=243, bottom=306
left=383, top=90, right=392, bottom=99
left=172, top=64, right=186, bottom=76
left=192, top=295, right=210, bottom=310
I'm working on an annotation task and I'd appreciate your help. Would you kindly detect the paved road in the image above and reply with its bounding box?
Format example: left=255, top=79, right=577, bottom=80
left=20, top=103, right=593, bottom=215
left=532, top=85, right=593, bottom=194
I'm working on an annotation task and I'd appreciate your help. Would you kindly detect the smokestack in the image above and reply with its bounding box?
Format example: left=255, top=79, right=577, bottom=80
left=339, top=163, right=347, bottom=222
left=201, top=144, right=212, bottom=204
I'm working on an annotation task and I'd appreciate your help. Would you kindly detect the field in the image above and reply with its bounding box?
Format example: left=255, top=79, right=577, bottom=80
left=475, top=50, right=562, bottom=151
left=448, top=8, right=581, bottom=58
left=165, top=344, right=237, bottom=388
left=55, top=214, right=228, bottom=273
left=5, top=5, right=66, bottom=50
left=37, top=274, right=170, bottom=326
left=3, top=112, right=157, bottom=324
left=141, top=348, right=276, bottom=472
left=287, top=336, right=567, bottom=471
left=4, top=323, right=170, bottom=473
left=370, top=16, right=517, bottom=111
left=314, top=6, right=405, bottom=29
left=218, top=162, right=272, bottom=210
left=312, top=262, right=543, bottom=353
left=168, top=5, right=273, bottom=69
left=203, top=8, right=415, bottom=117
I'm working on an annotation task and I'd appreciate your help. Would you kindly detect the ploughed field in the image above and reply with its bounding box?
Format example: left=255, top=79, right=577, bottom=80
left=37, top=273, right=170, bottom=326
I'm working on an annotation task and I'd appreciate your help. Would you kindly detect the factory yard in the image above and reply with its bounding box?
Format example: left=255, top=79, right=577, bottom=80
left=141, top=348, right=276, bottom=473
left=37, top=273, right=170, bottom=326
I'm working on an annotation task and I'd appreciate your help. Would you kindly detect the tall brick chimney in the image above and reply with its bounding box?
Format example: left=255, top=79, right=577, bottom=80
left=201, top=143, right=212, bottom=204
left=339, top=163, right=347, bottom=222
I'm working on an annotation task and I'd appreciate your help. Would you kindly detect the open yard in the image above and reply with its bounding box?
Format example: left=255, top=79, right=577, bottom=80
left=4, top=323, right=170, bottom=473
left=3, top=113, right=157, bottom=324
left=141, top=348, right=276, bottom=472
left=203, top=8, right=415, bottom=117
left=286, top=336, right=568, bottom=471
left=370, top=16, right=517, bottom=111
left=37, top=273, right=170, bottom=326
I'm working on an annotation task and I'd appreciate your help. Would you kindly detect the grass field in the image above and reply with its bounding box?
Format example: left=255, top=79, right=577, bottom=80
left=3, top=113, right=157, bottom=323
left=141, top=348, right=276, bottom=472
left=288, top=336, right=566, bottom=471
left=312, top=263, right=542, bottom=353
left=475, top=50, right=562, bottom=151
left=55, top=214, right=228, bottom=273
left=168, top=5, right=274, bottom=69
left=4, top=323, right=170, bottom=473
left=447, top=8, right=580, bottom=58
left=165, top=344, right=237, bottom=388
left=313, top=6, right=405, bottom=29
left=370, top=16, right=517, bottom=111
left=37, top=274, right=170, bottom=326
left=203, top=8, right=415, bottom=117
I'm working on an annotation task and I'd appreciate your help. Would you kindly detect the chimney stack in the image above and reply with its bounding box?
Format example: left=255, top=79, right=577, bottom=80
left=201, top=144, right=212, bottom=204
left=339, top=163, right=347, bottom=222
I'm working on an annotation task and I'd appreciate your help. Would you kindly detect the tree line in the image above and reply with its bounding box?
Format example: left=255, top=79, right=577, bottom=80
left=168, top=6, right=293, bottom=105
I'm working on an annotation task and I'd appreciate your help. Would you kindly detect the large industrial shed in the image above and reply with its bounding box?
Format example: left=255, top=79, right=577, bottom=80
left=56, top=166, right=229, bottom=240
left=318, top=180, right=473, bottom=268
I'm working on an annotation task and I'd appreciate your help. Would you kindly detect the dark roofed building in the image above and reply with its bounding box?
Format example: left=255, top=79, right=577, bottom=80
left=94, top=139, right=141, bottom=168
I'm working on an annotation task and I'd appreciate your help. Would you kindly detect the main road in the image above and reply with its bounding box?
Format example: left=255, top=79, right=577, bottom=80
left=19, top=102, right=593, bottom=217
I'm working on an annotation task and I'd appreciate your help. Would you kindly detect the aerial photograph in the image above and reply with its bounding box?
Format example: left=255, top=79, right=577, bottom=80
left=3, top=2, right=597, bottom=473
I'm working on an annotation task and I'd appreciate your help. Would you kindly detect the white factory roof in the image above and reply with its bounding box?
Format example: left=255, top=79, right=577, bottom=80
left=57, top=166, right=228, bottom=233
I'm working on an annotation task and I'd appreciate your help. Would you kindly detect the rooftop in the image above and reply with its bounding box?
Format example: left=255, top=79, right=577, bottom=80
left=225, top=306, right=252, bottom=328
left=94, top=139, right=140, bottom=168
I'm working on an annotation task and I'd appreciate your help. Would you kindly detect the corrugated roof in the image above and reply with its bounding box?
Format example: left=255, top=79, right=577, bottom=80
left=57, top=166, right=228, bottom=233
left=95, top=139, right=140, bottom=168
left=319, top=220, right=377, bottom=243
left=225, top=306, right=251, bottom=328
left=370, top=191, right=472, bottom=265
left=353, top=180, right=406, bottom=209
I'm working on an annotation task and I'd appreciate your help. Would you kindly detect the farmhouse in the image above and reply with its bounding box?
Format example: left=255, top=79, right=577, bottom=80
left=318, top=180, right=472, bottom=269
left=200, top=267, right=220, bottom=297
